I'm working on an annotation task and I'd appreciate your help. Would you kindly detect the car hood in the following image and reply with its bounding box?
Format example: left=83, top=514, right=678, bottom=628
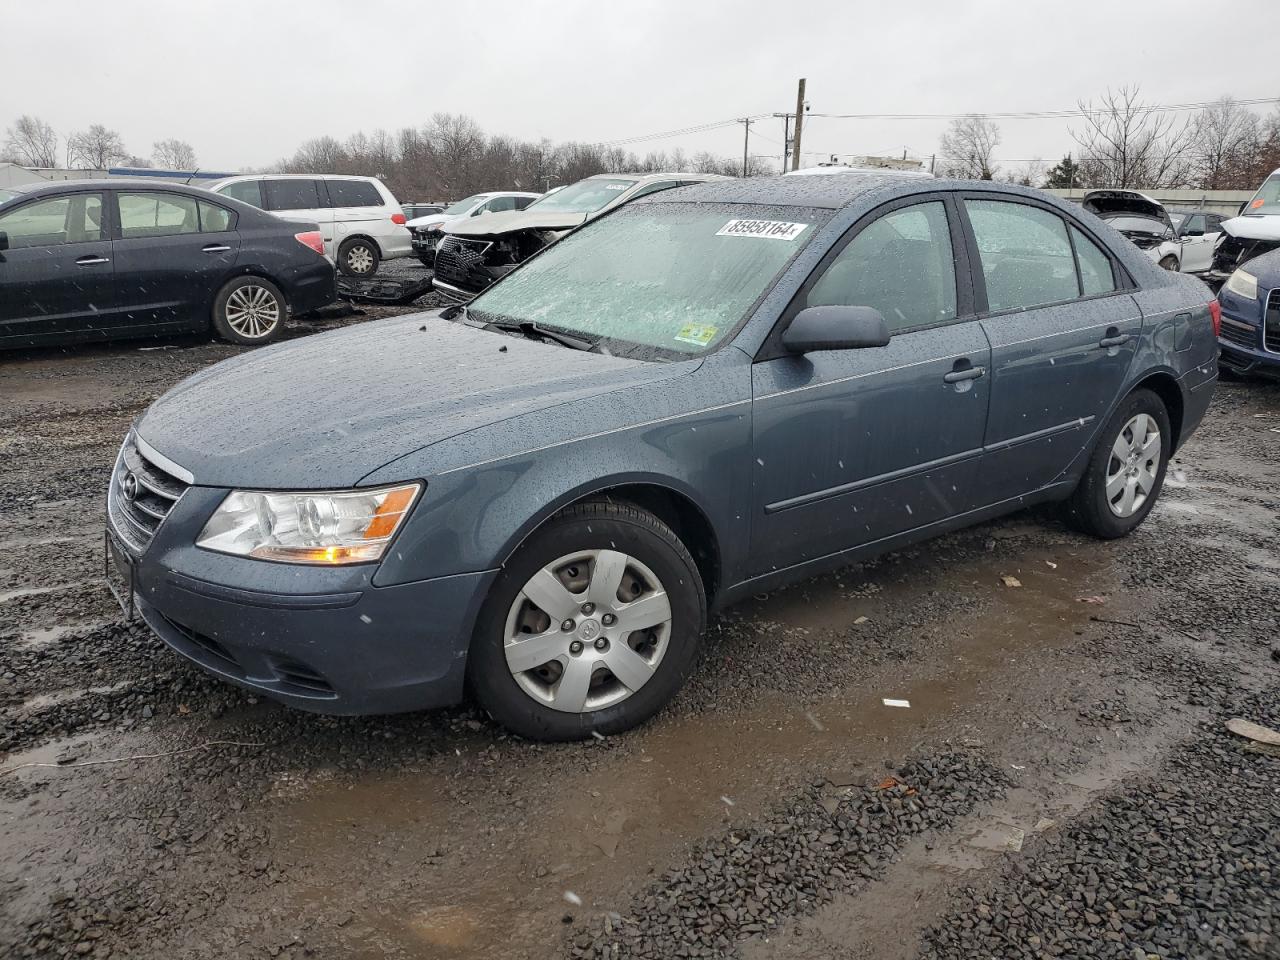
left=1082, top=190, right=1173, bottom=229
left=445, top=208, right=587, bottom=238
left=135, top=314, right=688, bottom=489
left=1220, top=214, right=1280, bottom=242
left=406, top=213, right=456, bottom=229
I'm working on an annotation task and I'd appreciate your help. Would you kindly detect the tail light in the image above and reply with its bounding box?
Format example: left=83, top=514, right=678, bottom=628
left=1208, top=299, right=1221, bottom=338
left=294, top=231, right=325, bottom=256
left=391, top=213, right=407, bottom=225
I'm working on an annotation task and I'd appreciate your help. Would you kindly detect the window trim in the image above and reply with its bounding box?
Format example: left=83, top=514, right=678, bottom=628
left=954, top=191, right=1134, bottom=320
left=755, top=191, right=977, bottom=362
left=0, top=190, right=109, bottom=249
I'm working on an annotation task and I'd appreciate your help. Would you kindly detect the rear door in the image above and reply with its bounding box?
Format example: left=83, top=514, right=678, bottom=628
left=327, top=177, right=390, bottom=254
left=265, top=179, right=333, bottom=255
left=749, top=196, right=992, bottom=575
left=0, top=190, right=115, bottom=344
left=960, top=195, right=1141, bottom=504
left=111, top=191, right=240, bottom=328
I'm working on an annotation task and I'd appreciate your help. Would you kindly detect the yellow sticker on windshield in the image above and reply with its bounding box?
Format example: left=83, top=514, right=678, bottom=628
left=675, top=323, right=718, bottom=346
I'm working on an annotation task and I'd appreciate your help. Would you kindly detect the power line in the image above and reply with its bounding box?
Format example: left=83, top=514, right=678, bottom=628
left=804, top=96, right=1280, bottom=121
left=599, top=115, right=770, bottom=147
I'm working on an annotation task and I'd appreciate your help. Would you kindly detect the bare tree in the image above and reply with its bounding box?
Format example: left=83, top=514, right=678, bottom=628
left=152, top=138, right=197, bottom=169
left=66, top=124, right=129, bottom=169
left=937, top=116, right=1001, bottom=180
left=284, top=135, right=346, bottom=173
left=1071, top=86, right=1195, bottom=188
left=3, top=115, right=59, bottom=167
left=1189, top=97, right=1263, bottom=189
left=998, top=159, right=1049, bottom=188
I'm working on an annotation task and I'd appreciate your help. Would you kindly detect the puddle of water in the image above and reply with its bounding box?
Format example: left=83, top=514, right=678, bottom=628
left=0, top=581, right=97, bottom=604
left=0, top=730, right=109, bottom=776
left=19, top=621, right=108, bottom=650
left=264, top=542, right=1112, bottom=959
left=19, top=680, right=133, bottom=715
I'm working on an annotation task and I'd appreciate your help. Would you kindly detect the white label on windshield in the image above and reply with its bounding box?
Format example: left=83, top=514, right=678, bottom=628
left=604, top=183, right=628, bottom=190
left=716, top=219, right=808, bottom=240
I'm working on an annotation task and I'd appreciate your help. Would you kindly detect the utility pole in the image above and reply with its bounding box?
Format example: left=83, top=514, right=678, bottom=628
left=929, top=154, right=936, bottom=175
left=790, top=78, right=806, bottom=172
left=739, top=117, right=754, bottom=178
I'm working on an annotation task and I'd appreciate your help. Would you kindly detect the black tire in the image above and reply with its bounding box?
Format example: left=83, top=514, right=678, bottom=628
left=1158, top=255, right=1179, bottom=271
left=211, top=276, right=286, bottom=346
left=1063, top=388, right=1171, bottom=539
left=338, top=237, right=380, bottom=277
left=468, top=500, right=706, bottom=741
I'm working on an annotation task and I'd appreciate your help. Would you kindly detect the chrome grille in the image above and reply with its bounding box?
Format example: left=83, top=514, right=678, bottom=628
left=107, top=435, right=189, bottom=555
left=1266, top=289, right=1280, bottom=354
left=433, top=235, right=491, bottom=286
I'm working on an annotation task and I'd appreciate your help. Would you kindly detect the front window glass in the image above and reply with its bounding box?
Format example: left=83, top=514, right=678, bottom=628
left=119, top=192, right=199, bottom=238
left=470, top=203, right=821, bottom=358
left=219, top=180, right=263, bottom=208
left=525, top=178, right=637, bottom=213
left=1245, top=173, right=1280, bottom=215
left=443, top=194, right=488, bottom=215
left=966, top=199, right=1080, bottom=312
left=806, top=201, right=956, bottom=332
left=0, top=193, right=103, bottom=248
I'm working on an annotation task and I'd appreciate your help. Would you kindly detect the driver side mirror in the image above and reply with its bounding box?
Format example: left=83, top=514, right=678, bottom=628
left=782, top=305, right=891, bottom=354
left=1238, top=201, right=1248, bottom=216
left=0, top=231, right=8, bottom=252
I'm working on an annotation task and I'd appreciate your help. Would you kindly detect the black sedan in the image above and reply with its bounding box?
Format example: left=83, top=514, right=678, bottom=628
left=0, top=180, right=335, bottom=348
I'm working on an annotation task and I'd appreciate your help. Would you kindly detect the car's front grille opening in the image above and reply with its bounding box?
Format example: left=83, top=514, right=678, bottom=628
left=271, top=658, right=337, bottom=696
left=1220, top=319, right=1259, bottom=351
left=107, top=436, right=190, bottom=555
left=433, top=236, right=490, bottom=287
left=1265, top=289, right=1280, bottom=354
left=159, top=613, right=240, bottom=672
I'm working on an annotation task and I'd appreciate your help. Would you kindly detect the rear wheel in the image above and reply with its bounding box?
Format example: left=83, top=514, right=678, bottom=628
left=338, top=238, right=379, bottom=277
left=212, top=276, right=285, bottom=345
left=468, top=501, right=705, bottom=741
left=1064, top=388, right=1170, bottom=539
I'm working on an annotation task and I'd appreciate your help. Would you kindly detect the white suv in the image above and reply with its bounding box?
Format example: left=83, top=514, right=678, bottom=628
left=204, top=174, right=411, bottom=277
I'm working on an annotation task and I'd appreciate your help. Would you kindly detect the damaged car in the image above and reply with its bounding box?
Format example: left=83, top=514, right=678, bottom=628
left=1082, top=190, right=1181, bottom=271
left=431, top=172, right=727, bottom=299
left=1209, top=168, right=1280, bottom=280
left=107, top=174, right=1217, bottom=741
left=407, top=191, right=540, bottom=266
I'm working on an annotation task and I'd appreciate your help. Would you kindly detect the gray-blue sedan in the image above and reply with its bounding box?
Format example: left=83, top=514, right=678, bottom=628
left=106, top=174, right=1219, bottom=740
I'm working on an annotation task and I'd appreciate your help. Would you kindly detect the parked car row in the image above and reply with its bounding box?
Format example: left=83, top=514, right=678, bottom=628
left=1080, top=189, right=1226, bottom=274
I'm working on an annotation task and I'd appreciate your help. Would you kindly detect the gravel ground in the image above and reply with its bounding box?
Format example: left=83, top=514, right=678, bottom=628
left=1, top=303, right=1278, bottom=960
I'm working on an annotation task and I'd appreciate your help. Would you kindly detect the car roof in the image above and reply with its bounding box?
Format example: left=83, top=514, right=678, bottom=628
left=581, top=172, right=729, bottom=184
left=644, top=172, right=945, bottom=210
left=0, top=178, right=218, bottom=196
left=205, top=173, right=380, bottom=186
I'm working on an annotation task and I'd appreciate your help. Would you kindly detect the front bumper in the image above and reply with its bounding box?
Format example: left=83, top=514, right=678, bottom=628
left=1216, top=287, right=1280, bottom=376
left=109, top=479, right=496, bottom=715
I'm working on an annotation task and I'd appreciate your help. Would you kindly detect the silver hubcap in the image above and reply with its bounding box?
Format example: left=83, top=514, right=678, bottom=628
left=1105, top=413, right=1161, bottom=518
left=225, top=285, right=281, bottom=339
left=346, top=245, right=374, bottom=273
left=504, top=549, right=673, bottom=714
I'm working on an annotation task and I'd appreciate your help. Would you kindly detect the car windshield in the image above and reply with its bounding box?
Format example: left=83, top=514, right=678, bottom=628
left=0, top=188, right=18, bottom=204
left=468, top=203, right=822, bottom=359
left=526, top=178, right=638, bottom=213
left=1103, top=215, right=1167, bottom=235
left=1168, top=213, right=1185, bottom=228
left=443, top=195, right=488, bottom=215
left=1244, top=174, right=1280, bottom=216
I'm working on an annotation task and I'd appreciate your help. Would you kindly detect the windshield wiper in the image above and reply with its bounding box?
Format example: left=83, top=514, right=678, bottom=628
left=484, top=318, right=597, bottom=352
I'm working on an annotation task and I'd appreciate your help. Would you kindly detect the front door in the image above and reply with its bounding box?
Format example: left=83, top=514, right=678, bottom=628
left=749, top=198, right=992, bottom=576
left=960, top=196, right=1142, bottom=505
left=0, top=190, right=115, bottom=345
left=111, top=191, right=240, bottom=329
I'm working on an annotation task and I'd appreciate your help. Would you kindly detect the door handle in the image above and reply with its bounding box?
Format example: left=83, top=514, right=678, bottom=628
left=75, top=255, right=110, bottom=265
left=1099, top=333, right=1131, bottom=348
left=943, top=366, right=986, bottom=384
left=202, top=244, right=231, bottom=253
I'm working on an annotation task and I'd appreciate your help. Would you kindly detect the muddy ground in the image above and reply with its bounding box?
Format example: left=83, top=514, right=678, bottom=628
left=1, top=294, right=1277, bottom=959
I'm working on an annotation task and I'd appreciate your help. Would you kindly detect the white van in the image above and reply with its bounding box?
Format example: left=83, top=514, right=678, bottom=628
left=204, top=174, right=411, bottom=277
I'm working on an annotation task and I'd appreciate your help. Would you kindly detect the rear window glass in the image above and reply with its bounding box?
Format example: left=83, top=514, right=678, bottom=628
left=118, top=192, right=199, bottom=239
left=965, top=199, right=1079, bottom=312
left=326, top=179, right=383, bottom=208
left=200, top=201, right=234, bottom=232
left=265, top=179, right=320, bottom=210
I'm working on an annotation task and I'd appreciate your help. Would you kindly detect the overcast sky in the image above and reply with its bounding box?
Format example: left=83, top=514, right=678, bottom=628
left=3, top=0, right=1278, bottom=174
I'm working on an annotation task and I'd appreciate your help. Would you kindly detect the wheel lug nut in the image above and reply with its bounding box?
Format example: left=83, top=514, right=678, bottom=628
left=581, top=602, right=595, bottom=615
left=594, top=637, right=608, bottom=651
left=561, top=619, right=575, bottom=632
left=569, top=640, right=584, bottom=655
left=601, top=613, right=616, bottom=626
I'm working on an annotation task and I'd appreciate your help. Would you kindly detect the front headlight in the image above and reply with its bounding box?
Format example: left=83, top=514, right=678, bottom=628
left=196, top=483, right=420, bottom=565
left=1224, top=268, right=1258, bottom=301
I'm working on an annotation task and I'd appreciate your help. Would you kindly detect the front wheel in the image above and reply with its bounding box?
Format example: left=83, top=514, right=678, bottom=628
left=468, top=501, right=705, bottom=741
left=1158, top=255, right=1179, bottom=271
left=1064, top=388, right=1171, bottom=539
left=212, top=276, right=286, bottom=345
left=338, top=238, right=380, bottom=277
